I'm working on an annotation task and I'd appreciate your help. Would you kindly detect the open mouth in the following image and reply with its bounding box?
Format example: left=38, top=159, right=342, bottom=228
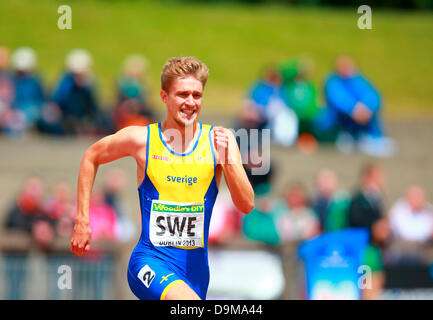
left=180, top=108, right=196, bottom=119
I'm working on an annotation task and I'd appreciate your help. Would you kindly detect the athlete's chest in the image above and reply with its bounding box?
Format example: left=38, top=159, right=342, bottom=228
left=147, top=149, right=214, bottom=192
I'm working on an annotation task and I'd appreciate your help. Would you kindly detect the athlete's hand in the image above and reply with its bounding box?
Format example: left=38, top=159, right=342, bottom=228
left=213, top=126, right=232, bottom=165
left=71, top=219, right=92, bottom=256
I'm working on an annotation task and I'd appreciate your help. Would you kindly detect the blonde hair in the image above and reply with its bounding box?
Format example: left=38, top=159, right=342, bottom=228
left=161, top=56, right=209, bottom=92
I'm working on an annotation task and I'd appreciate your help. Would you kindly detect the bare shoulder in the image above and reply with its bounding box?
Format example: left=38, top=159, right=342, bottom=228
left=115, top=125, right=148, bottom=148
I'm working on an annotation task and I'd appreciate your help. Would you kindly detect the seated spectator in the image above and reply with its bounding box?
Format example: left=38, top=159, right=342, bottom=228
left=111, top=54, right=154, bottom=131
left=279, top=58, right=320, bottom=137
left=236, top=64, right=298, bottom=147
left=348, top=163, right=391, bottom=299
left=311, top=168, right=351, bottom=232
left=37, top=49, right=108, bottom=136
left=274, top=182, right=320, bottom=243
left=242, top=65, right=282, bottom=130
left=4, top=47, right=45, bottom=137
left=0, top=46, right=14, bottom=133
left=324, top=55, right=396, bottom=157
left=389, top=185, right=433, bottom=244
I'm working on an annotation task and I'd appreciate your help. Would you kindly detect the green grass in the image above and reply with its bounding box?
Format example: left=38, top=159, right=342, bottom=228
left=1, top=0, right=432, bottom=116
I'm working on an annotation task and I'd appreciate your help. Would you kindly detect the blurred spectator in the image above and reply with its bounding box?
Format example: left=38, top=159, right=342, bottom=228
left=311, top=168, right=351, bottom=232
left=324, top=55, right=396, bottom=157
left=111, top=54, right=155, bottom=131
left=86, top=188, right=119, bottom=241
left=72, top=186, right=119, bottom=299
left=0, top=46, right=14, bottom=133
left=241, top=65, right=282, bottom=130
left=37, top=49, right=109, bottom=136
left=209, top=187, right=242, bottom=245
left=5, top=176, right=47, bottom=233
left=389, top=185, right=433, bottom=244
left=44, top=182, right=75, bottom=238
left=274, top=182, right=320, bottom=243
left=31, top=219, right=55, bottom=251
left=102, top=168, right=136, bottom=242
left=279, top=58, right=320, bottom=137
left=348, top=163, right=391, bottom=299
left=237, top=64, right=298, bottom=148
left=2, top=47, right=45, bottom=137
left=4, top=176, right=56, bottom=251
left=242, top=183, right=283, bottom=246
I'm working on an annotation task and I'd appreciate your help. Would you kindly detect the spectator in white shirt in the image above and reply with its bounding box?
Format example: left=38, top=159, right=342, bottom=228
left=389, top=185, right=433, bottom=243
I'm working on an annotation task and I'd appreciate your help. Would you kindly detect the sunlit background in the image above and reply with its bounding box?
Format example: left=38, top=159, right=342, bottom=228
left=1, top=0, right=433, bottom=300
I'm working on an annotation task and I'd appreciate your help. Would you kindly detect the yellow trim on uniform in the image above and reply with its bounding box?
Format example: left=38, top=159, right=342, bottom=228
left=160, top=279, right=186, bottom=300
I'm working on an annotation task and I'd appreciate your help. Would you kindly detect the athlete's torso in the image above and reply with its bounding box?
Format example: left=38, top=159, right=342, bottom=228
left=134, top=122, right=219, bottom=273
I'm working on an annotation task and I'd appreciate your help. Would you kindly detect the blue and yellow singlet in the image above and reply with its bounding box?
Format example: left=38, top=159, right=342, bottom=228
left=127, top=122, right=218, bottom=300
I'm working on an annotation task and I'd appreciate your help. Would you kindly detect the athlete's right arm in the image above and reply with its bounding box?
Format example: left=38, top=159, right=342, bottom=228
left=71, top=125, right=147, bottom=256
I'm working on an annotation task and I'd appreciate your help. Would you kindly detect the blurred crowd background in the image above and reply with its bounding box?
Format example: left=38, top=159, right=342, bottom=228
left=0, top=47, right=155, bottom=137
left=1, top=0, right=433, bottom=300
left=0, top=45, right=398, bottom=156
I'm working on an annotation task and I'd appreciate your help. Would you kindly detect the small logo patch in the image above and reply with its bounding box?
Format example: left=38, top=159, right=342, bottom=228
left=137, top=265, right=155, bottom=288
left=152, top=155, right=169, bottom=161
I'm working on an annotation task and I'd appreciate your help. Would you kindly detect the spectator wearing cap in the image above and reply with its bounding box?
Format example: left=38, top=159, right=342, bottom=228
left=279, top=58, right=320, bottom=136
left=38, top=49, right=106, bottom=135
left=3, top=47, right=46, bottom=137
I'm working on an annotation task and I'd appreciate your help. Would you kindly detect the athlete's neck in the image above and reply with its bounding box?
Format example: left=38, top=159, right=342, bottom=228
left=160, top=120, right=199, bottom=154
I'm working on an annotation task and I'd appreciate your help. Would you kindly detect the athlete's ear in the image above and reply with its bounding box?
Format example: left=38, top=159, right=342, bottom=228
left=160, top=89, right=168, bottom=104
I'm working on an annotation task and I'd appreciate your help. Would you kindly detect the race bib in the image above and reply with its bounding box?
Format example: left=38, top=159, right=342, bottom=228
left=149, top=200, right=205, bottom=248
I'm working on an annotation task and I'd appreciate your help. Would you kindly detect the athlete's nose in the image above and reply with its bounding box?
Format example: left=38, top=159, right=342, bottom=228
left=185, top=94, right=194, bottom=106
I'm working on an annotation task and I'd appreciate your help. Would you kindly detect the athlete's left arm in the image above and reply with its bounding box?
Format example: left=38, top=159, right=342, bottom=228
left=213, top=126, right=254, bottom=214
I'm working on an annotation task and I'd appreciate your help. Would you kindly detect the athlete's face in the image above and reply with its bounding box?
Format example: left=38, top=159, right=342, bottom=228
left=160, top=76, right=203, bottom=127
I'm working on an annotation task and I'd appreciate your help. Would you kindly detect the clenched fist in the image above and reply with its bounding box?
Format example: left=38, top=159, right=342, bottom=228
left=213, top=126, right=233, bottom=165
left=71, top=220, right=92, bottom=256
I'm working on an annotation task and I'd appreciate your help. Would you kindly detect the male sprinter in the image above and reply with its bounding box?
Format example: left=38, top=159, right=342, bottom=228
left=71, top=56, right=255, bottom=300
